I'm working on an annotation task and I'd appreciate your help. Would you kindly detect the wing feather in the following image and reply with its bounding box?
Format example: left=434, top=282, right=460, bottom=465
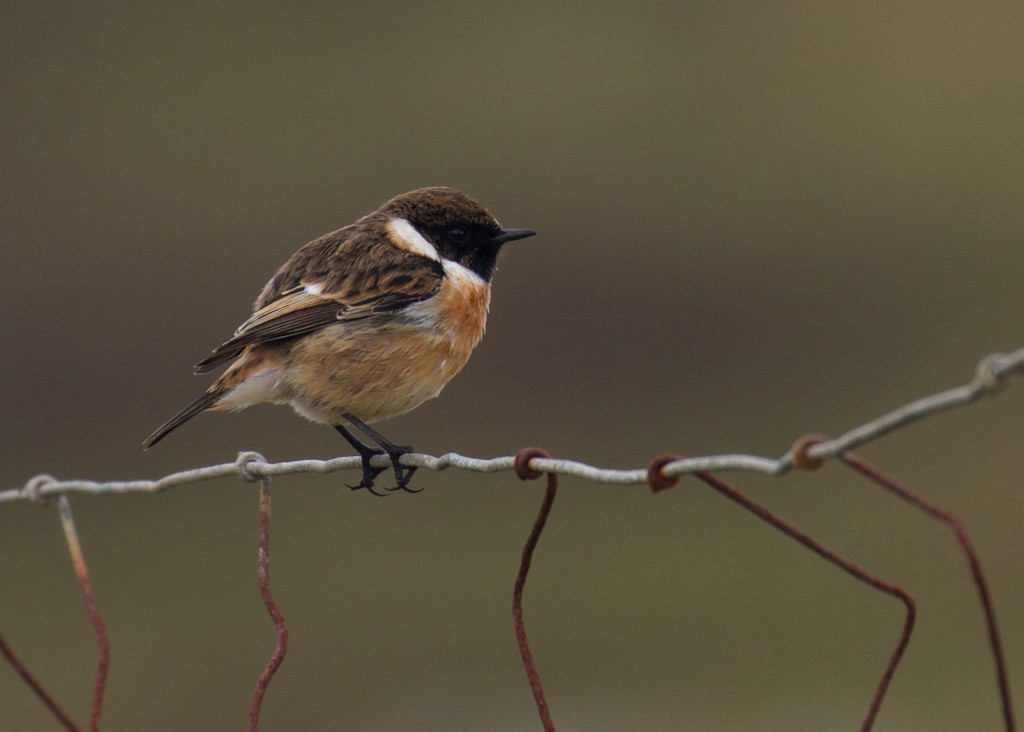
left=193, top=221, right=444, bottom=374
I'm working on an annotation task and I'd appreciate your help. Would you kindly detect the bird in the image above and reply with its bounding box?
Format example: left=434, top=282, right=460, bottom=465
left=143, top=187, right=536, bottom=494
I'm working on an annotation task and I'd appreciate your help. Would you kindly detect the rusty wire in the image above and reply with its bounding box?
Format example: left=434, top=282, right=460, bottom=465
left=3, top=346, right=1022, bottom=730
left=0, top=634, right=81, bottom=732
left=838, top=452, right=1016, bottom=730
left=57, top=496, right=109, bottom=732
left=239, top=453, right=289, bottom=732
left=649, top=456, right=917, bottom=731
left=0, top=498, right=110, bottom=732
left=512, top=448, right=558, bottom=732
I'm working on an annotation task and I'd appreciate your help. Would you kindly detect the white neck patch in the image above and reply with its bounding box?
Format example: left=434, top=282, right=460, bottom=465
left=387, top=217, right=440, bottom=261
left=442, top=258, right=487, bottom=288
left=387, top=215, right=487, bottom=288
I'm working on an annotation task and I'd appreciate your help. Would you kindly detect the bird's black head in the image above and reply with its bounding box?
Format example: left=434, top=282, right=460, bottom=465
left=381, top=186, right=535, bottom=281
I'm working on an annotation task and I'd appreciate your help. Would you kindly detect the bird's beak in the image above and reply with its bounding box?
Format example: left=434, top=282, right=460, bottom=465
left=490, top=227, right=537, bottom=245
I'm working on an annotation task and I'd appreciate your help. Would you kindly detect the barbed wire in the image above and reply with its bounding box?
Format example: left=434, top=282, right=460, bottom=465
left=3, top=346, right=1022, bottom=505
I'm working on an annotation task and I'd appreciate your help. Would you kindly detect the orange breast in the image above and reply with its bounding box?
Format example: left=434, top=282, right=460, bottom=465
left=280, top=265, right=492, bottom=424
left=430, top=265, right=491, bottom=358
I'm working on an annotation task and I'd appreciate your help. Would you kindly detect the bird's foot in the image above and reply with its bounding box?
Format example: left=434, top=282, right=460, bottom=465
left=335, top=420, right=420, bottom=495
left=382, top=445, right=420, bottom=493
left=347, top=447, right=389, bottom=496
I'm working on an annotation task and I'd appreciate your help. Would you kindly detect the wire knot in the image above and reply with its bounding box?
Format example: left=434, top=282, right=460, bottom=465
left=647, top=455, right=683, bottom=492
left=789, top=434, right=829, bottom=471
left=236, top=451, right=269, bottom=483
left=514, top=447, right=550, bottom=481
left=974, top=352, right=1010, bottom=395
left=23, top=474, right=56, bottom=505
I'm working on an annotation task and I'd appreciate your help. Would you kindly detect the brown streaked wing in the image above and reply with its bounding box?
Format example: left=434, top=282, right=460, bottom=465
left=193, top=241, right=444, bottom=374
left=193, top=293, right=344, bottom=374
left=252, top=215, right=441, bottom=310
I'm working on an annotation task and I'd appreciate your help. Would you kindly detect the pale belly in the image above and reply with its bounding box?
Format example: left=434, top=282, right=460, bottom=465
left=280, top=321, right=475, bottom=423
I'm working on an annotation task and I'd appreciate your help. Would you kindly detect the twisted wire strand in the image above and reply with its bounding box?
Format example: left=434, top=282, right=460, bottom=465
left=3, top=347, right=1022, bottom=505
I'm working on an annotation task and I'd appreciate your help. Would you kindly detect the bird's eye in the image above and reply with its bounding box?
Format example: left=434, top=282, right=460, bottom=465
left=448, top=227, right=468, bottom=243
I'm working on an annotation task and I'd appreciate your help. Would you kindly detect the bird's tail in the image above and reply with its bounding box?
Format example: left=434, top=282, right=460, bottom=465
left=142, top=388, right=225, bottom=449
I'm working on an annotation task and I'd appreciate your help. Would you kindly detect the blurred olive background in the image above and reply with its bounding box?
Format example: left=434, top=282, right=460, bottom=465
left=3, top=2, right=1023, bottom=730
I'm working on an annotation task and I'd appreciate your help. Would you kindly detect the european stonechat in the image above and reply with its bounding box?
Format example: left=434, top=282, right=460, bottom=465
left=143, top=187, right=535, bottom=493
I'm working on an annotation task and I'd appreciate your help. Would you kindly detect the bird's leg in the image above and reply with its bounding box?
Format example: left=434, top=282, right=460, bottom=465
left=334, top=423, right=389, bottom=496
left=341, top=413, right=419, bottom=492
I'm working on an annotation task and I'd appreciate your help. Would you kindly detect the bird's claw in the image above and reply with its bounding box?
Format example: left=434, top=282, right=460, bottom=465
left=382, top=447, right=418, bottom=492
left=348, top=451, right=389, bottom=496
left=347, top=446, right=420, bottom=495
left=384, top=466, right=420, bottom=493
left=348, top=479, right=390, bottom=497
